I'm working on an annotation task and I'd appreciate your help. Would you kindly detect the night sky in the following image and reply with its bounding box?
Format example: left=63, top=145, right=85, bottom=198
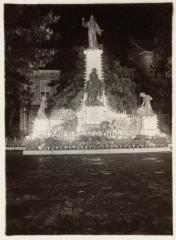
left=5, top=3, right=172, bottom=70
left=44, top=3, right=172, bottom=69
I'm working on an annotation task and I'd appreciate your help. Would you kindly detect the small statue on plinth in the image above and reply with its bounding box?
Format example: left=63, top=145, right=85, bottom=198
left=37, top=95, right=47, bottom=119
left=137, top=92, right=155, bottom=117
left=32, top=95, right=50, bottom=137
left=82, top=15, right=104, bottom=49
left=85, top=68, right=104, bottom=106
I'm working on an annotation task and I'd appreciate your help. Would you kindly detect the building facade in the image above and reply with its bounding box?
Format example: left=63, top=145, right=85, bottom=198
left=128, top=40, right=153, bottom=77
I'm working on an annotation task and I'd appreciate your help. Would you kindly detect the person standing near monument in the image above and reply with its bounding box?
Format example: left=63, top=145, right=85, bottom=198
left=82, top=15, right=103, bottom=49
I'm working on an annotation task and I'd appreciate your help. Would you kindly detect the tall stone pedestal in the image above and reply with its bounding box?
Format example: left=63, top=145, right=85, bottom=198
left=77, top=48, right=106, bottom=130
left=82, top=48, right=105, bottom=106
left=84, top=49, right=103, bottom=81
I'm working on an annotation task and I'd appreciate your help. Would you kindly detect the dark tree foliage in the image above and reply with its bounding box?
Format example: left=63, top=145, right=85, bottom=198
left=104, top=53, right=137, bottom=113
left=53, top=46, right=85, bottom=111
left=5, top=5, right=60, bottom=136
left=139, top=5, right=172, bottom=116
left=149, top=22, right=172, bottom=116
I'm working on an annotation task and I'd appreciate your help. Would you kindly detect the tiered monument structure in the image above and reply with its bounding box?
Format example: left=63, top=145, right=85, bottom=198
left=76, top=15, right=129, bottom=132
left=31, top=15, right=161, bottom=138
left=76, top=15, right=160, bottom=136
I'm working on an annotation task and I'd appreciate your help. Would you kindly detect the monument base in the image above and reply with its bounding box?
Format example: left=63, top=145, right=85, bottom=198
left=49, top=119, right=62, bottom=131
left=32, top=118, right=50, bottom=137
left=140, top=116, right=160, bottom=136
left=76, top=106, right=106, bottom=131
left=82, top=124, right=101, bottom=131
left=86, top=106, right=105, bottom=124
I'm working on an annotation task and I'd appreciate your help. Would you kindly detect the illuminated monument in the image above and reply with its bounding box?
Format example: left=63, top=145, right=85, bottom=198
left=76, top=15, right=128, bottom=132
left=31, top=15, right=161, bottom=138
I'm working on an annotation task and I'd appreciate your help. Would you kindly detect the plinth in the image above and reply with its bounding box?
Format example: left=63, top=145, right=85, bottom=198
left=32, top=118, right=50, bottom=137
left=140, top=116, right=160, bottom=136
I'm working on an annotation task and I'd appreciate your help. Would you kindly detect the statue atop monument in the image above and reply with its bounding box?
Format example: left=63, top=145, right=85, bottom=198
left=137, top=92, right=155, bottom=117
left=82, top=15, right=103, bottom=49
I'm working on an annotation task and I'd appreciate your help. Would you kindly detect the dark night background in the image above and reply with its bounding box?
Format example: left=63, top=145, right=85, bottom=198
left=44, top=3, right=172, bottom=69
left=5, top=2, right=172, bottom=82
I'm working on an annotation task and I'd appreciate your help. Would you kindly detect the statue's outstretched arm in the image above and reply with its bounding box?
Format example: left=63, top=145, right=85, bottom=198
left=82, top=17, right=88, bottom=28
left=96, top=23, right=104, bottom=35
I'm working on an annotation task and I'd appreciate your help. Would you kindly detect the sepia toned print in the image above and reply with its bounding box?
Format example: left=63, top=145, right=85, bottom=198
left=5, top=3, right=172, bottom=235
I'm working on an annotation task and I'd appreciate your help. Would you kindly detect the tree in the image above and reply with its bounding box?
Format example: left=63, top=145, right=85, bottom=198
left=104, top=55, right=137, bottom=113
left=52, top=46, right=85, bottom=111
left=149, top=30, right=171, bottom=116
left=5, top=5, right=60, bottom=136
left=145, top=4, right=171, bottom=116
left=21, top=83, right=34, bottom=135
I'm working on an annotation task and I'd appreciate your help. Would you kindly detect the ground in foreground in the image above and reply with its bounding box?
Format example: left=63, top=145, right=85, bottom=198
left=6, top=151, right=172, bottom=235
